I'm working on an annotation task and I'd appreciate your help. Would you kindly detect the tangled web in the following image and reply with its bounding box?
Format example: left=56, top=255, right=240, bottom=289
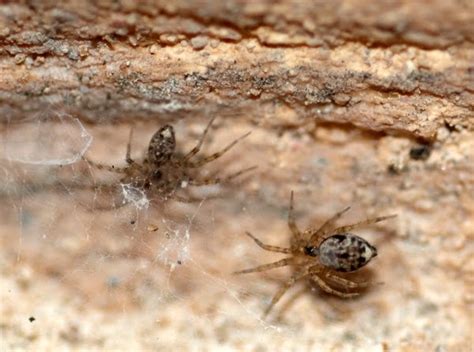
left=0, top=110, right=283, bottom=349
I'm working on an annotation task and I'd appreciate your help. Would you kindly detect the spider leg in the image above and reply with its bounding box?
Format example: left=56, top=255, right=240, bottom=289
left=308, top=206, right=351, bottom=243
left=244, top=231, right=291, bottom=254
left=311, top=270, right=360, bottom=298
left=330, top=214, right=397, bottom=235
left=82, top=156, right=129, bottom=173
left=274, top=285, right=307, bottom=320
left=188, top=166, right=257, bottom=186
left=168, top=194, right=215, bottom=204
left=324, top=272, right=369, bottom=289
left=186, top=131, right=251, bottom=168
left=263, top=267, right=311, bottom=318
left=125, top=127, right=136, bottom=165
left=87, top=197, right=130, bottom=211
left=183, top=116, right=217, bottom=160
left=288, top=191, right=302, bottom=240
left=233, top=258, right=293, bottom=275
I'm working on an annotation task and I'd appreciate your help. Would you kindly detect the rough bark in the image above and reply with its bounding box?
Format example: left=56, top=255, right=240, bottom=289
left=0, top=0, right=473, bottom=139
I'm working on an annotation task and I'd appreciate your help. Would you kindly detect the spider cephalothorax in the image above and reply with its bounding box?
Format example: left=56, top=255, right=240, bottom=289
left=84, top=117, right=254, bottom=205
left=235, top=192, right=396, bottom=317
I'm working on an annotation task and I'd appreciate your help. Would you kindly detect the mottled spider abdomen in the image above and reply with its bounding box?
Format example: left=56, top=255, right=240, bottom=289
left=318, top=233, right=377, bottom=272
left=148, top=125, right=176, bottom=166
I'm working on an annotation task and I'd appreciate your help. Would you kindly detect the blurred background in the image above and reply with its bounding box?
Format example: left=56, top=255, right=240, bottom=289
left=0, top=1, right=473, bottom=351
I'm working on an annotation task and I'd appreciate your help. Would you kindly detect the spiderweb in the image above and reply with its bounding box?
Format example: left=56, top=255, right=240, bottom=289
left=0, top=110, right=296, bottom=350
left=2, top=110, right=464, bottom=350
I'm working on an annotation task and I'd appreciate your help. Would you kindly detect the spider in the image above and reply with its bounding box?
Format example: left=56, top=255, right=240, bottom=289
left=83, top=117, right=255, bottom=205
left=234, top=191, right=396, bottom=318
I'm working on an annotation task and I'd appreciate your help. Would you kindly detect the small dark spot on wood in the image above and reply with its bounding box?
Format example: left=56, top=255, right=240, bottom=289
left=153, top=170, right=162, bottom=180
left=444, top=120, right=457, bottom=133
left=29, top=316, right=35, bottom=322
left=409, top=144, right=431, bottom=161
left=387, top=163, right=407, bottom=175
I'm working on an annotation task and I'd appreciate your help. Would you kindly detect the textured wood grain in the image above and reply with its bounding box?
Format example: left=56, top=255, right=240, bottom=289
left=0, top=0, right=473, bottom=139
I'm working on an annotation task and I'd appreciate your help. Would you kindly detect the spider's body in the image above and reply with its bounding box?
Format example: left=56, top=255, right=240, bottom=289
left=235, top=192, right=396, bottom=317
left=85, top=118, right=254, bottom=204
left=316, top=233, right=378, bottom=272
left=148, top=125, right=176, bottom=166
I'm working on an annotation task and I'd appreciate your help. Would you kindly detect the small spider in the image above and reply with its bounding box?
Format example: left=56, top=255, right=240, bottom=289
left=235, top=192, right=396, bottom=318
left=84, top=117, right=255, bottom=205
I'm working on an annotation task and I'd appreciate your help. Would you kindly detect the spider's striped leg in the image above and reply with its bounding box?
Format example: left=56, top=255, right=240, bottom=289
left=324, top=272, right=369, bottom=289
left=183, top=116, right=217, bottom=161
left=330, top=215, right=397, bottom=235
left=82, top=156, right=129, bottom=173
left=273, top=285, right=307, bottom=320
left=244, top=231, right=291, bottom=254
left=187, top=166, right=257, bottom=186
left=288, top=191, right=302, bottom=240
left=186, top=131, right=251, bottom=168
left=263, top=266, right=311, bottom=318
left=163, top=189, right=224, bottom=203
left=125, top=127, right=136, bottom=165
left=233, top=258, right=293, bottom=275
left=308, top=206, right=351, bottom=244
left=310, top=267, right=360, bottom=298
